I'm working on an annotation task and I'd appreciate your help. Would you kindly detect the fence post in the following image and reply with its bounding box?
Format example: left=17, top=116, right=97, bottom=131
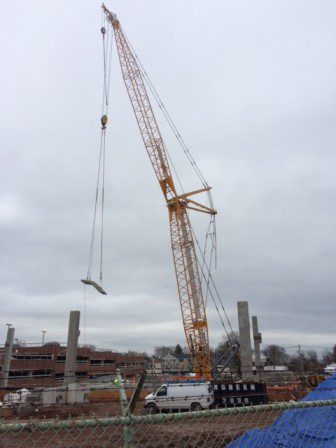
left=114, top=369, right=134, bottom=448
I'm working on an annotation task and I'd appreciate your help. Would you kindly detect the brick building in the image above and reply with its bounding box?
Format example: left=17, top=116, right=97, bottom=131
left=0, top=343, right=146, bottom=388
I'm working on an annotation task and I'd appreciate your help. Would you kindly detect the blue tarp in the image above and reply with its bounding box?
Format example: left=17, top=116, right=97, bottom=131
left=227, top=373, right=336, bottom=447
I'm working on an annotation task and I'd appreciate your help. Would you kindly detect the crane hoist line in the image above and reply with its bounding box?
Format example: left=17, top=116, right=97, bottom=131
left=82, top=4, right=236, bottom=379
left=81, top=16, right=113, bottom=296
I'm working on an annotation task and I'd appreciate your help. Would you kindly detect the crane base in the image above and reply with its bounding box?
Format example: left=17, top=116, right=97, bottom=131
left=81, top=279, right=107, bottom=295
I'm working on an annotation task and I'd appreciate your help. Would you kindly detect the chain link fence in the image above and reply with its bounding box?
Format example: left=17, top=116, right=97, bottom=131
left=1, top=399, right=336, bottom=447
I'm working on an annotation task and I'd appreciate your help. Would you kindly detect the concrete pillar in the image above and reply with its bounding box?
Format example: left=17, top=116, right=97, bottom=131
left=252, top=316, right=264, bottom=378
left=237, top=301, right=254, bottom=380
left=64, top=311, right=80, bottom=387
left=0, top=326, right=15, bottom=387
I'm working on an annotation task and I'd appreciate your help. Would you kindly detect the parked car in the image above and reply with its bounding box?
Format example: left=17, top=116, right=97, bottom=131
left=144, top=381, right=214, bottom=413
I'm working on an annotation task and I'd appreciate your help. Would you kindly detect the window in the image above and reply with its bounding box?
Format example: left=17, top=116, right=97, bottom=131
left=54, top=373, right=64, bottom=380
left=89, top=373, right=112, bottom=379
left=156, top=386, right=167, bottom=397
left=91, top=360, right=103, bottom=365
left=32, top=370, right=52, bottom=377
left=9, top=370, right=29, bottom=377
left=76, top=356, right=89, bottom=364
left=12, top=354, right=52, bottom=360
left=57, top=356, right=66, bottom=363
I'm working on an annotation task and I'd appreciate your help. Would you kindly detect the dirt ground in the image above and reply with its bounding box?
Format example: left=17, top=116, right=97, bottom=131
left=0, top=404, right=281, bottom=448
left=2, top=400, right=146, bottom=421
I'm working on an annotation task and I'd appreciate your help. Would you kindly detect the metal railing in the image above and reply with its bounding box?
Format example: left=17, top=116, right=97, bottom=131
left=1, top=399, right=336, bottom=447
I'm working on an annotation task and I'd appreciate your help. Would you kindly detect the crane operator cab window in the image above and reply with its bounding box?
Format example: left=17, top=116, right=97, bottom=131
left=156, top=386, right=168, bottom=397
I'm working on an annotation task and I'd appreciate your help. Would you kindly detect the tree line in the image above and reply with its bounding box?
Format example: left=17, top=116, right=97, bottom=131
left=265, top=344, right=336, bottom=371
left=152, top=339, right=336, bottom=373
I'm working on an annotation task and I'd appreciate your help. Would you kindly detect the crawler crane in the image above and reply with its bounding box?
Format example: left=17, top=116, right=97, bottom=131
left=83, top=5, right=239, bottom=379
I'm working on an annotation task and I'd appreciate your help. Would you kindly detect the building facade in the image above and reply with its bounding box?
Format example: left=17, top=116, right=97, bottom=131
left=147, top=357, right=163, bottom=376
left=161, top=353, right=191, bottom=374
left=0, top=343, right=146, bottom=388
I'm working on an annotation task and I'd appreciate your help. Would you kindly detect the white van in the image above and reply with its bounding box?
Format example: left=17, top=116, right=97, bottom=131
left=145, top=381, right=214, bottom=413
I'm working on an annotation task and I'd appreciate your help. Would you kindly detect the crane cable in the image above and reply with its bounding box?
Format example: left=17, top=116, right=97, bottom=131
left=122, top=30, right=209, bottom=190
left=121, top=28, right=230, bottom=341
left=204, top=221, right=217, bottom=308
left=200, top=215, right=217, bottom=289
left=85, top=18, right=113, bottom=285
left=190, top=222, right=238, bottom=346
left=122, top=30, right=218, bottom=272
left=108, top=19, right=228, bottom=341
left=87, top=131, right=105, bottom=280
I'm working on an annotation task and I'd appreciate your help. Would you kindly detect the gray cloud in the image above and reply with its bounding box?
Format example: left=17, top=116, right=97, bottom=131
left=1, top=0, right=336, bottom=354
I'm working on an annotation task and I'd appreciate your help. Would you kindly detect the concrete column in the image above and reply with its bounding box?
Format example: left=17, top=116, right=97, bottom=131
left=237, top=301, right=254, bottom=380
left=64, top=311, right=80, bottom=387
left=252, top=316, right=264, bottom=378
left=0, top=326, right=15, bottom=387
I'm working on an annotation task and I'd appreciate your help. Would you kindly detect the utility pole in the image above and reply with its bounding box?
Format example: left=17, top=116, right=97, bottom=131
left=298, top=345, right=304, bottom=374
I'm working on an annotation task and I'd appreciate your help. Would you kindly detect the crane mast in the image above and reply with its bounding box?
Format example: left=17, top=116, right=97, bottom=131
left=103, top=5, right=216, bottom=378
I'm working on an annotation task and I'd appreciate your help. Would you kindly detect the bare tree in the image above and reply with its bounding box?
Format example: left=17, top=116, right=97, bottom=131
left=322, top=345, right=336, bottom=366
left=127, top=350, right=148, bottom=357
left=154, top=345, right=174, bottom=358
left=265, top=345, right=289, bottom=366
left=288, top=349, right=322, bottom=372
left=305, top=350, right=321, bottom=371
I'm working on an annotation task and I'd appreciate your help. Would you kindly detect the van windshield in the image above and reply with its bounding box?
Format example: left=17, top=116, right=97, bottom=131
left=156, top=386, right=167, bottom=397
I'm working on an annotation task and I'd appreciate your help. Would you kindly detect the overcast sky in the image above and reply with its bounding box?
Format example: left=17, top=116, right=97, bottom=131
left=1, top=1, right=335, bottom=355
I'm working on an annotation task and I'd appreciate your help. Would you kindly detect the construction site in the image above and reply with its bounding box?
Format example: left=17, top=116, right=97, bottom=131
left=1, top=1, right=336, bottom=447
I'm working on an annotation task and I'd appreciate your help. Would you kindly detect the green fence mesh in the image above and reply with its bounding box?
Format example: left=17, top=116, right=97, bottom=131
left=1, top=399, right=336, bottom=447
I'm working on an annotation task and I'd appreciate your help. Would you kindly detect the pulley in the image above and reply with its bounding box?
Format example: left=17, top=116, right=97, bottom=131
left=101, top=114, right=108, bottom=129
